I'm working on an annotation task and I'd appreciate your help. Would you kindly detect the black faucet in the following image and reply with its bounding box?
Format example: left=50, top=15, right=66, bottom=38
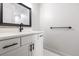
left=19, top=23, right=23, bottom=32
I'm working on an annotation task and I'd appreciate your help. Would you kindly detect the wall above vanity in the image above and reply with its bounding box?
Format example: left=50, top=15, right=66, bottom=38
left=0, top=3, right=31, bottom=27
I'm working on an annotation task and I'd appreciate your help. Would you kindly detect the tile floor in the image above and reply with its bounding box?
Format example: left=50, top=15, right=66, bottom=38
left=43, top=49, right=60, bottom=56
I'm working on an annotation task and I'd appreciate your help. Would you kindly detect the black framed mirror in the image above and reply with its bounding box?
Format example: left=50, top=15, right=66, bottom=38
left=0, top=3, right=31, bottom=27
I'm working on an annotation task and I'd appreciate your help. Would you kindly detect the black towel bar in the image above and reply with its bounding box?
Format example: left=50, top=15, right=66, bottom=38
left=50, top=26, right=72, bottom=29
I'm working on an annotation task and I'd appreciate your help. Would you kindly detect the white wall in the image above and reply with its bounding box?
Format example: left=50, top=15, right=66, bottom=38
left=23, top=2, right=32, bottom=8
left=40, top=3, right=79, bottom=56
left=32, top=3, right=40, bottom=31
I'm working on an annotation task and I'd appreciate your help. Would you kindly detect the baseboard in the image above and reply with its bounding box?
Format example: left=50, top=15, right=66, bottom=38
left=44, top=47, right=71, bottom=56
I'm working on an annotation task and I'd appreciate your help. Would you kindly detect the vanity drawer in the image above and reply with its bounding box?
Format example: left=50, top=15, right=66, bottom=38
left=0, top=38, right=20, bottom=55
left=21, top=35, right=34, bottom=45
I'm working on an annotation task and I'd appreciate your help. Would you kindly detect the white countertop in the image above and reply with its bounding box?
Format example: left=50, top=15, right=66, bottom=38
left=0, top=31, right=43, bottom=41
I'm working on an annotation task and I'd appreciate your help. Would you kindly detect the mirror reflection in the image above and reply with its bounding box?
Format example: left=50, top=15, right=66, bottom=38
left=3, top=3, right=30, bottom=25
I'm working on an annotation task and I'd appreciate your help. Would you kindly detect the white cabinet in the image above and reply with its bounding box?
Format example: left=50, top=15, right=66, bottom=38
left=0, top=33, right=43, bottom=56
left=20, top=35, right=33, bottom=56
left=21, top=35, right=33, bottom=45
left=0, top=38, right=20, bottom=55
left=20, top=33, right=43, bottom=56
left=32, top=33, right=43, bottom=56
left=2, top=45, right=29, bottom=56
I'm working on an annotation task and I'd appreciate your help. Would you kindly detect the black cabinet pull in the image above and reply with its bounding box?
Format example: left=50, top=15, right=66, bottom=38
left=30, top=44, right=32, bottom=51
left=3, top=43, right=18, bottom=49
left=30, top=43, right=34, bottom=51
left=32, top=43, right=34, bottom=50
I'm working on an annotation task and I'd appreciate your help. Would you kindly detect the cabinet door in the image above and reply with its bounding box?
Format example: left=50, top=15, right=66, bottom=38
left=2, top=45, right=29, bottom=56
left=32, top=34, right=43, bottom=56
left=0, top=38, right=20, bottom=55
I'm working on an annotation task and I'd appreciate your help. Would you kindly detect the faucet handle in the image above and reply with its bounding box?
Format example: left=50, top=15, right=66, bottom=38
left=19, top=23, right=24, bottom=32
left=20, top=23, right=23, bottom=26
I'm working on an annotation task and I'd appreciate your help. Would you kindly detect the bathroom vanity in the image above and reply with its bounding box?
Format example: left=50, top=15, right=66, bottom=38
left=0, top=31, right=43, bottom=56
left=0, top=3, right=43, bottom=56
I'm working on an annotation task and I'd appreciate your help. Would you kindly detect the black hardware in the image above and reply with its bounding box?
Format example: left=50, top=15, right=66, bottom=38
left=30, top=43, right=34, bottom=51
left=3, top=43, right=18, bottom=49
left=32, top=43, right=34, bottom=50
left=19, top=23, right=23, bottom=32
left=30, top=44, right=32, bottom=51
left=68, top=26, right=72, bottom=29
left=50, top=26, right=72, bottom=29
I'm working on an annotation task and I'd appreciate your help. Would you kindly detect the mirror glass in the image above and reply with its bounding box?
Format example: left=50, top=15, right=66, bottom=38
left=3, top=3, right=31, bottom=26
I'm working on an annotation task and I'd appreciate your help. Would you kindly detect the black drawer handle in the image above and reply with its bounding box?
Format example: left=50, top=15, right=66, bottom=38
left=3, top=43, right=18, bottom=49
